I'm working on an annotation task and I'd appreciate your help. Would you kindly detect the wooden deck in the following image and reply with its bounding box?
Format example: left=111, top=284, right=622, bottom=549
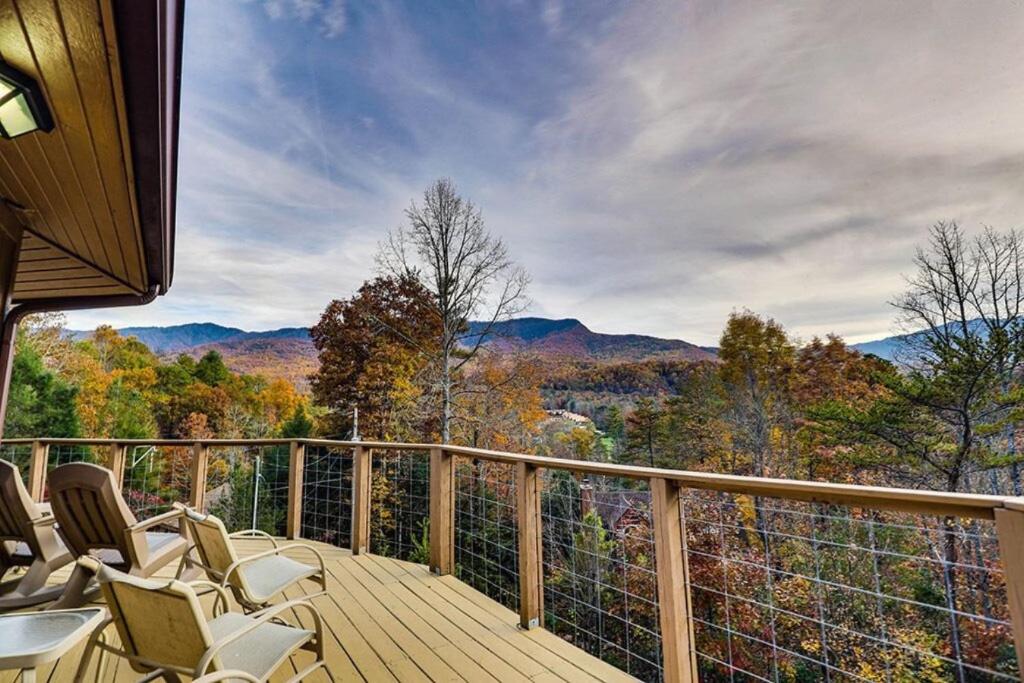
left=3, top=539, right=637, bottom=682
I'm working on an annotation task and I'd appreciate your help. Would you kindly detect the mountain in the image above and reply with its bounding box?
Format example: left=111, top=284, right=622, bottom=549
left=75, top=323, right=311, bottom=354
left=850, top=335, right=907, bottom=361
left=72, top=317, right=715, bottom=387
left=467, top=318, right=718, bottom=362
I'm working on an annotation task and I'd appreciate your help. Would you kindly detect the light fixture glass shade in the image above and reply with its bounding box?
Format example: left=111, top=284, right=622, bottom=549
left=0, top=63, right=53, bottom=139
left=0, top=92, right=38, bottom=137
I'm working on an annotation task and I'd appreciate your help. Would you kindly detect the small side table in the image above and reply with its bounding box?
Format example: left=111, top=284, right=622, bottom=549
left=0, top=608, right=107, bottom=682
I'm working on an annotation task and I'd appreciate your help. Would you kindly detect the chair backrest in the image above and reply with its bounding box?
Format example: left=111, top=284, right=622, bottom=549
left=84, top=558, right=215, bottom=673
left=0, top=459, right=40, bottom=542
left=180, top=507, right=240, bottom=579
left=48, top=463, right=136, bottom=558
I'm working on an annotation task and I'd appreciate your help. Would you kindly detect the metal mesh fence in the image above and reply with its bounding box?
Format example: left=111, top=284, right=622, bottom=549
left=0, top=443, right=32, bottom=483
left=120, top=445, right=194, bottom=518
left=541, top=470, right=663, bottom=681
left=301, top=444, right=353, bottom=548
left=681, top=490, right=1017, bottom=682
left=453, top=457, right=520, bottom=611
left=47, top=443, right=98, bottom=469
left=203, top=444, right=291, bottom=535
left=370, top=449, right=430, bottom=563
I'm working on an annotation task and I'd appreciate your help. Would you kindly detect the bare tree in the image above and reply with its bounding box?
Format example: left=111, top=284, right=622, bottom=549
left=893, top=221, right=1024, bottom=494
left=378, top=178, right=529, bottom=443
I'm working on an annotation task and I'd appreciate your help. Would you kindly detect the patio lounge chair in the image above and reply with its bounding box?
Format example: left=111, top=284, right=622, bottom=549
left=73, top=556, right=332, bottom=683
left=0, top=460, right=72, bottom=610
left=46, top=462, right=192, bottom=608
left=174, top=503, right=327, bottom=612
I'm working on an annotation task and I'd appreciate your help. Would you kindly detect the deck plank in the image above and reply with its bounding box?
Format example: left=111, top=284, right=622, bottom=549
left=23, top=539, right=638, bottom=683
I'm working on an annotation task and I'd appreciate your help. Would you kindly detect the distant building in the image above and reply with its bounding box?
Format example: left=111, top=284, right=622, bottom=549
left=545, top=409, right=593, bottom=426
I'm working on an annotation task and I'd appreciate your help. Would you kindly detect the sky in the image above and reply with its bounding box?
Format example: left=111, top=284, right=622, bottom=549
left=66, top=1, right=1024, bottom=346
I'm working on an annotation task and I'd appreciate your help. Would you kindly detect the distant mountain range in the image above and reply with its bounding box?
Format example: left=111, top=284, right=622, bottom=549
left=469, top=318, right=718, bottom=362
left=72, top=322, right=310, bottom=354
left=71, top=318, right=718, bottom=383
left=70, top=317, right=915, bottom=385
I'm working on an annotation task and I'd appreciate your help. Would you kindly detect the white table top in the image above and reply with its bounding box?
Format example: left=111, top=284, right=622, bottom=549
left=0, top=608, right=106, bottom=669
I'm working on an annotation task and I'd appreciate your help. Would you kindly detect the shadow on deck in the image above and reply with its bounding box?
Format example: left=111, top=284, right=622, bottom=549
left=3, top=539, right=637, bottom=682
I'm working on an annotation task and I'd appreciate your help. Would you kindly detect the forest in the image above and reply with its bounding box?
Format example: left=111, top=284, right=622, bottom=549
left=5, top=211, right=1023, bottom=680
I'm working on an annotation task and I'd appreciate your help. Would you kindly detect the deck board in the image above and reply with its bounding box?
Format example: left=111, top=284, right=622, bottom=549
left=7, top=538, right=637, bottom=682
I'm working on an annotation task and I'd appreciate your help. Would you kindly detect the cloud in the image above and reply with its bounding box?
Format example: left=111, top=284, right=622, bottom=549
left=262, top=0, right=347, bottom=38
left=68, top=1, right=1024, bottom=347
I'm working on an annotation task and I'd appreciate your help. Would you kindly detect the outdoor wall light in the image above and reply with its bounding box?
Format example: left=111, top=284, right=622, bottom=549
left=0, top=61, right=53, bottom=139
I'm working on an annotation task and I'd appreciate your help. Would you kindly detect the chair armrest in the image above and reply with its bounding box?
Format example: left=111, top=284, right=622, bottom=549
left=219, top=543, right=327, bottom=590
left=28, top=513, right=58, bottom=529
left=228, top=529, right=279, bottom=548
left=195, top=599, right=325, bottom=677
left=193, top=671, right=261, bottom=683
left=128, top=508, right=184, bottom=533
left=186, top=580, right=231, bottom=616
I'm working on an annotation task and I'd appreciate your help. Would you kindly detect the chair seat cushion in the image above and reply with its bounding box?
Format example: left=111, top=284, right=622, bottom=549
left=93, top=532, right=186, bottom=571
left=207, top=611, right=313, bottom=679
left=238, top=555, right=320, bottom=603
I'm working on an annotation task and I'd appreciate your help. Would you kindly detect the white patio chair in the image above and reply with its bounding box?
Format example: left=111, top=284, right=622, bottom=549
left=174, top=504, right=327, bottom=612
left=73, top=556, right=332, bottom=683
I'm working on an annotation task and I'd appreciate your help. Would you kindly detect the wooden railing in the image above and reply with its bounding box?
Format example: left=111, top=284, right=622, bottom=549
left=3, top=436, right=1022, bottom=682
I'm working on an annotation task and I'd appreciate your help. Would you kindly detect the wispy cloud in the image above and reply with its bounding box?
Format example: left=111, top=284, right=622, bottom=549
left=69, top=1, right=1024, bottom=346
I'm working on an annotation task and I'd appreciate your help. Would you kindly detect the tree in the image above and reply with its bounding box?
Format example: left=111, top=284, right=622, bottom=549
left=623, top=398, right=663, bottom=467
left=310, top=274, right=440, bottom=439
left=718, top=311, right=795, bottom=477
left=194, top=350, right=230, bottom=387
left=4, top=343, right=80, bottom=438
left=379, top=178, right=529, bottom=443
left=279, top=404, right=314, bottom=438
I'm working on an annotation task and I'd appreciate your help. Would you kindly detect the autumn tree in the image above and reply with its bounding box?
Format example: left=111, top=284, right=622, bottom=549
left=310, top=274, right=440, bottom=440
left=718, top=311, right=796, bottom=478
left=379, top=178, right=529, bottom=442
left=623, top=398, right=663, bottom=467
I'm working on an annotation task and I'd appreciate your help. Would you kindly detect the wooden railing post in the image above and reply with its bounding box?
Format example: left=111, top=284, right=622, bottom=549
left=351, top=445, right=371, bottom=554
left=429, top=447, right=454, bottom=574
left=516, top=461, right=544, bottom=629
left=107, top=442, right=127, bottom=488
left=286, top=441, right=305, bottom=539
left=189, top=442, right=209, bottom=510
left=651, top=477, right=697, bottom=683
left=996, top=504, right=1024, bottom=669
left=28, top=439, right=47, bottom=501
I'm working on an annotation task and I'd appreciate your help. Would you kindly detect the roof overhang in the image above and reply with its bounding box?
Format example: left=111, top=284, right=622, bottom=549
left=0, top=0, right=183, bottom=308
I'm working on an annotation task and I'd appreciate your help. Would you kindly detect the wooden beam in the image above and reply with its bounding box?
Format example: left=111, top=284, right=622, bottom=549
left=352, top=445, right=371, bottom=554
left=107, top=442, right=127, bottom=488
left=189, top=442, right=208, bottom=510
left=651, top=477, right=697, bottom=683
left=516, top=461, right=544, bottom=629
left=286, top=441, right=305, bottom=539
left=996, top=507, right=1024, bottom=670
left=28, top=439, right=47, bottom=501
left=429, top=447, right=454, bottom=574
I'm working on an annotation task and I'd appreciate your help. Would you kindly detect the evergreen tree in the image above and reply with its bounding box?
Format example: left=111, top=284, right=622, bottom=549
left=4, top=344, right=80, bottom=438
left=279, top=404, right=314, bottom=438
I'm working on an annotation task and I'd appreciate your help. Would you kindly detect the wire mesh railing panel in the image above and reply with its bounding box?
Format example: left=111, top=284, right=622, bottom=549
left=681, top=490, right=1017, bottom=682
left=120, top=445, right=193, bottom=519
left=371, top=449, right=430, bottom=563
left=454, top=457, right=519, bottom=611
left=0, top=443, right=32, bottom=483
left=47, top=444, right=98, bottom=469
left=301, top=444, right=353, bottom=548
left=203, top=445, right=291, bottom=535
left=42, top=444, right=99, bottom=499
left=541, top=471, right=663, bottom=682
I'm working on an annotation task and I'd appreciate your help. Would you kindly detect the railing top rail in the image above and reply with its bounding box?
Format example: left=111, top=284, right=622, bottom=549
left=4, top=436, right=1017, bottom=519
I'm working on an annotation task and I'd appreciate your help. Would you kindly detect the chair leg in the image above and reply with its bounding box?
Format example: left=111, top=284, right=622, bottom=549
left=47, top=563, right=91, bottom=610
left=73, top=618, right=112, bottom=683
